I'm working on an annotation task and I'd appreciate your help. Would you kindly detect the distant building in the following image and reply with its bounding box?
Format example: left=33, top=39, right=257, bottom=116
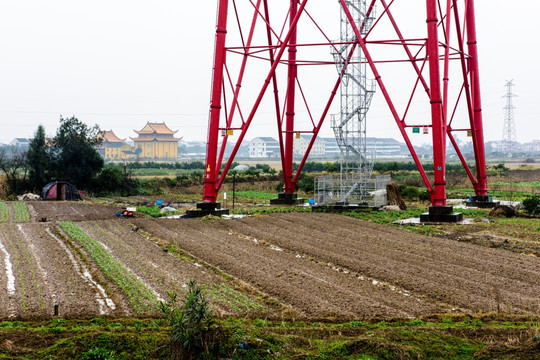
left=321, top=137, right=341, bottom=158
left=98, top=130, right=135, bottom=160
left=130, top=122, right=182, bottom=160
left=322, top=136, right=407, bottom=158
left=487, top=140, right=522, bottom=153
left=294, top=135, right=325, bottom=157
left=522, top=140, right=540, bottom=153
left=248, top=136, right=408, bottom=159
left=249, top=137, right=280, bottom=158
left=180, top=141, right=207, bottom=158
left=366, top=137, right=407, bottom=158
left=9, top=138, right=31, bottom=147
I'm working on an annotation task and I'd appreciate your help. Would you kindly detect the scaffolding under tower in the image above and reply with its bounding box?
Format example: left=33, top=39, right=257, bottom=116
left=320, top=0, right=377, bottom=205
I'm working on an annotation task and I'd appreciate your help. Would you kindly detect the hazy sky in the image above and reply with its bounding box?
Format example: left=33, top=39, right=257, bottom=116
left=0, top=0, right=538, bottom=146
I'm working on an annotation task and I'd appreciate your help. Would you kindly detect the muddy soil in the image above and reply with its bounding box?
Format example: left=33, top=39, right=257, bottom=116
left=1, top=202, right=539, bottom=321
left=435, top=218, right=540, bottom=255
left=0, top=202, right=265, bottom=319
left=29, top=201, right=121, bottom=222
left=133, top=213, right=540, bottom=319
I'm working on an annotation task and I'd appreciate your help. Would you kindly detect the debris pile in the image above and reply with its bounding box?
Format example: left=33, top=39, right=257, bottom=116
left=17, top=193, right=40, bottom=201
left=386, top=183, right=407, bottom=210
left=489, top=205, right=521, bottom=218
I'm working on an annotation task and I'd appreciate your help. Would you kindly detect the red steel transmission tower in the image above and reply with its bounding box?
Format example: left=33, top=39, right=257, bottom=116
left=196, top=0, right=493, bottom=219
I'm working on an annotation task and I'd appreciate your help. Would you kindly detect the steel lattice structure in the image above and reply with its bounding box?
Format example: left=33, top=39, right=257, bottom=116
left=501, top=80, right=517, bottom=155
left=202, top=0, right=489, bottom=207
left=331, top=0, right=376, bottom=204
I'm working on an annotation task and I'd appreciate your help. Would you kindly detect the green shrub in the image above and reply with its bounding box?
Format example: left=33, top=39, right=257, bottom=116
left=398, top=185, right=431, bottom=202
left=82, top=347, right=117, bottom=360
left=157, top=281, right=215, bottom=359
left=190, top=171, right=203, bottom=181
left=522, top=195, right=540, bottom=214
left=137, top=206, right=164, bottom=218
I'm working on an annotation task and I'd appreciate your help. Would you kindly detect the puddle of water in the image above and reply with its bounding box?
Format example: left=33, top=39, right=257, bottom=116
left=394, top=217, right=479, bottom=225
left=0, top=240, right=15, bottom=295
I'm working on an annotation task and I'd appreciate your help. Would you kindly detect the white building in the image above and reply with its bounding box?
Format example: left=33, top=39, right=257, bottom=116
left=248, top=137, right=280, bottom=158
left=294, top=135, right=326, bottom=157
left=366, top=137, right=406, bottom=158
left=9, top=138, right=31, bottom=147
left=322, top=137, right=406, bottom=158
left=523, top=140, right=540, bottom=153
left=321, top=137, right=341, bottom=158
left=247, top=136, right=409, bottom=159
left=488, top=140, right=522, bottom=153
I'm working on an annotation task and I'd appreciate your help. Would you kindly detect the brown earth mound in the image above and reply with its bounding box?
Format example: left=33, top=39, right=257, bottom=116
left=489, top=205, right=520, bottom=218
left=386, top=183, right=407, bottom=210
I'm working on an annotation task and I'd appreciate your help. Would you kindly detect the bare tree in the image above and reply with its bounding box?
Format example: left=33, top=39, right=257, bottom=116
left=0, top=148, right=29, bottom=196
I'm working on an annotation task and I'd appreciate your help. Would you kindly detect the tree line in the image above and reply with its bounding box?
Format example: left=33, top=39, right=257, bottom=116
left=0, top=117, right=105, bottom=196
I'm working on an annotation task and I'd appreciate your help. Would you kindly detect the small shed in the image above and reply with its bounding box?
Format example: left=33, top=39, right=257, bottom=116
left=41, top=181, right=82, bottom=201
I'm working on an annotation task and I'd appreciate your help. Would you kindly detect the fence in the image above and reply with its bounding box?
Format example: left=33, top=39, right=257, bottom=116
left=316, top=174, right=391, bottom=207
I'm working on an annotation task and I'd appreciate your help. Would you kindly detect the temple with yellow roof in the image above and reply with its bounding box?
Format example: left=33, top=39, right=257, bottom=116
left=130, top=122, right=181, bottom=160
left=99, top=130, right=135, bottom=160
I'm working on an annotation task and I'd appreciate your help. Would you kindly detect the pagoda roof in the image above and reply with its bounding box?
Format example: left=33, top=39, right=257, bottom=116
left=101, top=130, right=126, bottom=143
left=134, top=122, right=178, bottom=135
left=130, top=135, right=183, bottom=142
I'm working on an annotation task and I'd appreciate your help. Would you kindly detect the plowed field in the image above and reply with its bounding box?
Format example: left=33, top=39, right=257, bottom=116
left=0, top=201, right=538, bottom=321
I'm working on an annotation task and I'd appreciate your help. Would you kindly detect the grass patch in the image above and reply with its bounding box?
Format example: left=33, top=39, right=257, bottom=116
left=204, top=283, right=265, bottom=314
left=232, top=206, right=311, bottom=215
left=232, top=190, right=277, bottom=201
left=136, top=205, right=165, bottom=218
left=0, top=316, right=537, bottom=359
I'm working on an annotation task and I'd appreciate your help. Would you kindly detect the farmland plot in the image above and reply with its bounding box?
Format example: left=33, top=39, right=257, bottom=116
left=133, top=213, right=540, bottom=320
left=1, top=202, right=538, bottom=322
left=223, top=213, right=540, bottom=314
left=31, top=201, right=118, bottom=221
left=0, top=203, right=267, bottom=319
left=132, top=218, right=441, bottom=319
left=0, top=201, right=31, bottom=223
left=0, top=222, right=50, bottom=318
left=54, top=219, right=267, bottom=317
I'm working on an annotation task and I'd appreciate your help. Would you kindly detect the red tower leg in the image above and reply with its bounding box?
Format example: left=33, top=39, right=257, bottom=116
left=197, top=0, right=494, bottom=218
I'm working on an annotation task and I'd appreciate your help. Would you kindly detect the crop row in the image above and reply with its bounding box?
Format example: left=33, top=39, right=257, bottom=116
left=0, top=202, right=30, bottom=223
left=86, top=221, right=178, bottom=293
left=58, top=221, right=157, bottom=313
left=0, top=224, right=27, bottom=311
left=0, top=222, right=46, bottom=312
left=205, top=283, right=264, bottom=313
left=9, top=222, right=45, bottom=310
left=0, top=202, right=8, bottom=223
left=12, top=202, right=30, bottom=223
left=104, top=220, right=186, bottom=294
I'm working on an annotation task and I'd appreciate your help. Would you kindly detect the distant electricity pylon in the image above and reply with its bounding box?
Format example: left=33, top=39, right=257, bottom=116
left=501, top=80, right=517, bottom=155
